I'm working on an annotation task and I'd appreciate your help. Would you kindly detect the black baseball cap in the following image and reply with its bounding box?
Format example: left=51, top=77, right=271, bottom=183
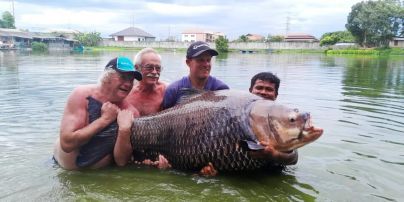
left=105, top=56, right=142, bottom=81
left=186, top=41, right=219, bottom=59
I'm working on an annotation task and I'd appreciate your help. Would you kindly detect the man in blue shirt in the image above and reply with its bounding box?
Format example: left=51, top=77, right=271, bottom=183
left=162, top=41, right=229, bottom=109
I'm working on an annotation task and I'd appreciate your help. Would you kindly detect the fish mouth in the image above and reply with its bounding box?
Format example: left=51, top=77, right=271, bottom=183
left=299, top=113, right=313, bottom=138
left=299, top=114, right=323, bottom=142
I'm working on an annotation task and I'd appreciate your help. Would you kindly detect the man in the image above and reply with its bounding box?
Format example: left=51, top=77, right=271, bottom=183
left=162, top=41, right=229, bottom=109
left=121, top=48, right=170, bottom=168
left=249, top=72, right=280, bottom=100
left=249, top=72, right=298, bottom=166
left=53, top=57, right=142, bottom=170
left=125, top=48, right=167, bottom=116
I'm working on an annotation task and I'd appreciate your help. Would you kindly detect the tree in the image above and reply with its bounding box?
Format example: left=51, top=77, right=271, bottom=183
left=346, top=0, right=404, bottom=47
left=319, top=31, right=355, bottom=46
left=238, top=35, right=248, bottom=42
left=1, top=11, right=15, bottom=28
left=267, top=35, right=284, bottom=42
left=215, top=36, right=229, bottom=52
left=74, top=32, right=102, bottom=46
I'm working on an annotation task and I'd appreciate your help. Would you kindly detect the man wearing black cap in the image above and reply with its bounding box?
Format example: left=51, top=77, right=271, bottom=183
left=162, top=41, right=229, bottom=109
left=53, top=57, right=142, bottom=170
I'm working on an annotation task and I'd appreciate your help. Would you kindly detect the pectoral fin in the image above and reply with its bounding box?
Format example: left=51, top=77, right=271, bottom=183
left=239, top=140, right=265, bottom=151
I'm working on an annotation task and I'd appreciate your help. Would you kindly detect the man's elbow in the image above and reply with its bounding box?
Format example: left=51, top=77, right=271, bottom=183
left=115, top=157, right=129, bottom=167
left=60, top=140, right=75, bottom=153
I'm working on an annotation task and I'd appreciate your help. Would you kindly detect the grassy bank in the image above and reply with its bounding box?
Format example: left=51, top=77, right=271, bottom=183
left=326, top=48, right=404, bottom=55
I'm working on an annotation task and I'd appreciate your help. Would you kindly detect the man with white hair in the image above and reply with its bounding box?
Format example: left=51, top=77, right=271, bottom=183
left=53, top=57, right=142, bottom=170
left=122, top=48, right=169, bottom=168
left=125, top=48, right=167, bottom=116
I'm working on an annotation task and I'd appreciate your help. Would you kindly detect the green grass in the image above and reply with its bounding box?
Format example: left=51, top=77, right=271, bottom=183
left=326, top=48, right=404, bottom=55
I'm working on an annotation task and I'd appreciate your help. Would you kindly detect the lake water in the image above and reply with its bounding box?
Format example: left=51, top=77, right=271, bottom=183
left=0, top=50, right=403, bottom=201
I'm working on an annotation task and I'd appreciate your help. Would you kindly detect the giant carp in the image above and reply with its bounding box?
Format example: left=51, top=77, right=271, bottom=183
left=76, top=90, right=323, bottom=171
left=130, top=90, right=323, bottom=172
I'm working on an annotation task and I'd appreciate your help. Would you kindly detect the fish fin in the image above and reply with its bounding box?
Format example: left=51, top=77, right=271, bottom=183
left=239, top=140, right=265, bottom=151
left=177, top=88, right=204, bottom=104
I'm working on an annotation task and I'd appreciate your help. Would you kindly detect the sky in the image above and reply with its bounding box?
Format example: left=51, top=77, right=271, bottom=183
left=0, top=0, right=364, bottom=40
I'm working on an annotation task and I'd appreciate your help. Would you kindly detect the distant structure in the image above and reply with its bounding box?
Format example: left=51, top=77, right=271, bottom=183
left=181, top=28, right=225, bottom=42
left=389, top=37, right=404, bottom=48
left=0, top=28, right=77, bottom=50
left=110, top=27, right=155, bottom=42
left=284, top=33, right=318, bottom=42
left=245, top=33, right=265, bottom=42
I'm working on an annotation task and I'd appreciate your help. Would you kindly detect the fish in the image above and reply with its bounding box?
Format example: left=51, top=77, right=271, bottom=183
left=130, top=89, right=323, bottom=172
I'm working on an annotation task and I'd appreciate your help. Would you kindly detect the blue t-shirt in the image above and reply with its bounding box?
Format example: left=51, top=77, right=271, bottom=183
left=162, top=76, right=229, bottom=109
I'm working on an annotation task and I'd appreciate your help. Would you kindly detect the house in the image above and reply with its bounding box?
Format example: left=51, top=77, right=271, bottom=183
left=31, top=32, right=76, bottom=50
left=0, top=28, right=77, bottom=50
left=181, top=29, right=226, bottom=42
left=0, top=28, right=32, bottom=49
left=246, top=34, right=265, bottom=42
left=110, top=27, right=155, bottom=42
left=389, top=37, right=404, bottom=48
left=284, top=33, right=318, bottom=42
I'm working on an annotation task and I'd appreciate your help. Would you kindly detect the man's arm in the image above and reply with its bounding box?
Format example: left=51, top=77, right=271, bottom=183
left=114, top=109, right=135, bottom=166
left=249, top=141, right=298, bottom=165
left=59, top=87, right=118, bottom=153
left=161, top=86, right=178, bottom=110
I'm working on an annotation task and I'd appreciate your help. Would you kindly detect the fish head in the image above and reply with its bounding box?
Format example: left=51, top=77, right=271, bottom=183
left=249, top=100, right=323, bottom=151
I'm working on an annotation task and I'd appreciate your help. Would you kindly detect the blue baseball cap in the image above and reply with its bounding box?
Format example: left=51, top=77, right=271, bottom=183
left=105, top=57, right=142, bottom=81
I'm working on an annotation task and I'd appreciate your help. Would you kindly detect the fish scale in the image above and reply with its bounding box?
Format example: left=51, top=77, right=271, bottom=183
left=131, top=91, right=270, bottom=172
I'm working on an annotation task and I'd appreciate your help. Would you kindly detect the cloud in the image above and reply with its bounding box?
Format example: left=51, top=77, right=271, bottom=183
left=0, top=0, right=365, bottom=39
left=146, top=2, right=220, bottom=16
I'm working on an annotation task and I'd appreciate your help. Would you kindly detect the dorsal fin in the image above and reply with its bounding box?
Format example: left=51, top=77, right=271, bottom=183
left=177, top=88, right=205, bottom=105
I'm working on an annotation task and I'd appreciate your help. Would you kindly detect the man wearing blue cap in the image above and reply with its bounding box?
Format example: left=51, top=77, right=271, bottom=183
left=162, top=41, right=230, bottom=109
left=53, top=57, right=142, bottom=170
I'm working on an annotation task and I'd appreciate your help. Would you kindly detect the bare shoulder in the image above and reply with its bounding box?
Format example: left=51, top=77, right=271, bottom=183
left=65, top=84, right=97, bottom=109
left=157, top=81, right=168, bottom=92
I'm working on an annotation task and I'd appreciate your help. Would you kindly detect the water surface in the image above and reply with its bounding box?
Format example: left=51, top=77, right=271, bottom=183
left=0, top=50, right=403, bottom=201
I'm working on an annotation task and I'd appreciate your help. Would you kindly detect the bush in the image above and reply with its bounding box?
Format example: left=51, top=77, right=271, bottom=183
left=74, top=32, right=102, bottom=47
left=31, top=42, right=48, bottom=52
left=215, top=36, right=229, bottom=52
left=326, top=49, right=379, bottom=55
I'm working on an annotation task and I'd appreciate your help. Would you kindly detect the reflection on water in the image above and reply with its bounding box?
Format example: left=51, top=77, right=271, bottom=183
left=0, top=51, right=403, bottom=201
left=54, top=166, right=317, bottom=201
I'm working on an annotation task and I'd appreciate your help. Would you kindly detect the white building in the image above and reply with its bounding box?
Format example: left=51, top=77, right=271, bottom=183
left=181, top=29, right=226, bottom=42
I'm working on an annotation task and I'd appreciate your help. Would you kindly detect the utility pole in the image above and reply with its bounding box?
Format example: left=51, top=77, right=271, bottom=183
left=11, top=0, right=15, bottom=17
left=285, top=15, right=290, bottom=36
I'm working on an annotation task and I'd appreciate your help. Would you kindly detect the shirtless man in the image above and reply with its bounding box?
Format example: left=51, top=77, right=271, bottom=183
left=53, top=57, right=142, bottom=170
left=125, top=48, right=167, bottom=116
left=121, top=48, right=169, bottom=168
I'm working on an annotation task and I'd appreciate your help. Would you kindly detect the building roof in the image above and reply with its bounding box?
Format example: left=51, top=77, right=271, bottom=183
left=246, top=33, right=265, bottom=41
left=392, top=37, right=404, bottom=41
left=284, top=33, right=317, bottom=40
left=110, top=27, right=155, bottom=38
left=0, top=28, right=32, bottom=39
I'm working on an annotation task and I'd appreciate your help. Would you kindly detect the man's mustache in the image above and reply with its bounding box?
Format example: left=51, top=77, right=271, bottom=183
left=146, top=73, right=160, bottom=78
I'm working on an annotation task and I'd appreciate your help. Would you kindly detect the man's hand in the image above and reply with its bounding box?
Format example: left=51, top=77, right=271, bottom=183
left=101, top=102, right=119, bottom=123
left=141, top=155, right=172, bottom=169
left=117, top=109, right=134, bottom=132
left=249, top=141, right=298, bottom=165
left=200, top=162, right=218, bottom=176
